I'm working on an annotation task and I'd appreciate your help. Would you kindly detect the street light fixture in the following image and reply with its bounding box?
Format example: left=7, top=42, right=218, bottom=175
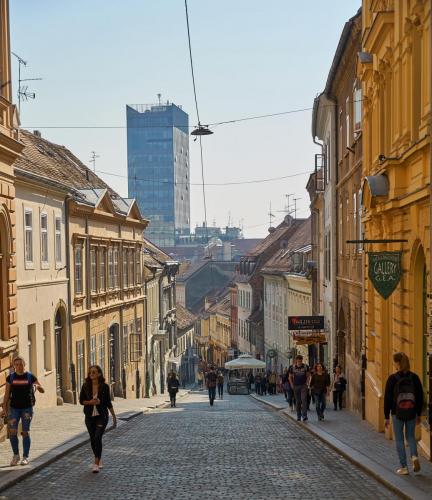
left=191, top=124, right=213, bottom=136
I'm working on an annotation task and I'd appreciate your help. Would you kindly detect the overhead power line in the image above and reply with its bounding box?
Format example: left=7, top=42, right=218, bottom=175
left=20, top=100, right=365, bottom=131
left=95, top=169, right=312, bottom=186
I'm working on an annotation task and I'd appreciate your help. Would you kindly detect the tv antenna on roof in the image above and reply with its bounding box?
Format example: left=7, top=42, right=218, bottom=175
left=12, top=52, right=42, bottom=115
left=293, top=197, right=301, bottom=219
left=89, top=151, right=100, bottom=173
left=268, top=201, right=275, bottom=228
left=157, top=93, right=162, bottom=105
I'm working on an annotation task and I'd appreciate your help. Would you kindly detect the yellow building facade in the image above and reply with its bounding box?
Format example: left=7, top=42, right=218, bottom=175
left=360, top=1, right=431, bottom=456
left=0, top=0, right=24, bottom=439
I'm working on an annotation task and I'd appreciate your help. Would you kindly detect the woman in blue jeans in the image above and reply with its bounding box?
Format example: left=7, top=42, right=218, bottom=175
left=384, top=352, right=424, bottom=475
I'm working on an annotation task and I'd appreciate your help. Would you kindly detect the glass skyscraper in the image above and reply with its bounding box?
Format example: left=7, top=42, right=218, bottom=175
left=127, top=102, right=190, bottom=247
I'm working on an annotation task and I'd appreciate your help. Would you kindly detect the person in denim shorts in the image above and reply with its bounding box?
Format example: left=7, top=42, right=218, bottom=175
left=1, top=356, right=45, bottom=466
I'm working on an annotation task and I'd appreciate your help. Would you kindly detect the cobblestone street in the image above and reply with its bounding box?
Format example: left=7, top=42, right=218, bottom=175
left=1, top=391, right=396, bottom=500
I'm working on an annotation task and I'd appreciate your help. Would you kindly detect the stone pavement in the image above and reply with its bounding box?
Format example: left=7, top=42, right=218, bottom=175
left=0, top=389, right=190, bottom=491
left=251, top=392, right=432, bottom=500
left=1, top=391, right=396, bottom=499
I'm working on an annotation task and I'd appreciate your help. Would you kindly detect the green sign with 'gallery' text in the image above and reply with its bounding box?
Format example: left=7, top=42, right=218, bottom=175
left=368, top=252, right=402, bottom=299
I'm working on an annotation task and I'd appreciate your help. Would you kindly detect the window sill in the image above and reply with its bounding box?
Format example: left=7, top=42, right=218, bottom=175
left=25, top=262, right=35, bottom=270
left=44, top=370, right=53, bottom=377
left=41, top=262, right=50, bottom=270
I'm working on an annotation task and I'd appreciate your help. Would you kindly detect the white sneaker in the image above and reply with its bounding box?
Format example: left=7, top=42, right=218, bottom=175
left=412, top=456, right=421, bottom=473
left=10, top=455, right=20, bottom=466
left=92, top=464, right=100, bottom=473
left=20, top=457, right=29, bottom=466
left=396, top=467, right=409, bottom=475
left=98, top=461, right=103, bottom=469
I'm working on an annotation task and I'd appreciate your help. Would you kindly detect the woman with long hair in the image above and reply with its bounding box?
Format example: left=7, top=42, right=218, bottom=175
left=79, top=365, right=117, bottom=473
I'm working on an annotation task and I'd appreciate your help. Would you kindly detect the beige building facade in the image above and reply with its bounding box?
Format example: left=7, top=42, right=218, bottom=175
left=14, top=169, right=68, bottom=408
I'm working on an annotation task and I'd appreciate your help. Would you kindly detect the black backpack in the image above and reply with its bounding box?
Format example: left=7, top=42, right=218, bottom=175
left=394, top=373, right=416, bottom=421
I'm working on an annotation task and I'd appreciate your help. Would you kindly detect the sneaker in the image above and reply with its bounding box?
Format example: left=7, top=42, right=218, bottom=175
left=10, top=455, right=20, bottom=466
left=302, top=417, right=308, bottom=422
left=98, top=461, right=103, bottom=469
left=20, top=457, right=29, bottom=466
left=92, top=464, right=100, bottom=473
left=297, top=417, right=301, bottom=421
left=396, top=467, right=409, bottom=475
left=412, top=456, right=421, bottom=473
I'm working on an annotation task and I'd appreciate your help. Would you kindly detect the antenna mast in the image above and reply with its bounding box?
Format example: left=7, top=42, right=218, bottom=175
left=12, top=52, right=42, bottom=115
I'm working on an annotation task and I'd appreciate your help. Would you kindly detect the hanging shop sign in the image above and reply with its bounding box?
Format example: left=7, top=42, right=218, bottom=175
left=288, top=316, right=325, bottom=331
left=267, top=349, right=277, bottom=358
left=292, top=332, right=327, bottom=345
left=368, top=251, right=402, bottom=299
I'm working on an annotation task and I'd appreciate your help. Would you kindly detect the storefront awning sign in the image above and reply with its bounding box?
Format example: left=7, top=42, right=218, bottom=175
left=368, top=251, right=402, bottom=299
left=288, top=316, right=324, bottom=331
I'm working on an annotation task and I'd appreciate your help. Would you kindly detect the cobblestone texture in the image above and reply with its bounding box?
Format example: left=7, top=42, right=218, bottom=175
left=255, top=392, right=432, bottom=495
left=0, top=390, right=189, bottom=468
left=1, top=392, right=396, bottom=500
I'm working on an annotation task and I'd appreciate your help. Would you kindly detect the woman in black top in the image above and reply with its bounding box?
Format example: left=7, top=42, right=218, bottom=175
left=310, top=363, right=330, bottom=421
left=79, top=365, right=117, bottom=473
left=167, top=371, right=180, bottom=407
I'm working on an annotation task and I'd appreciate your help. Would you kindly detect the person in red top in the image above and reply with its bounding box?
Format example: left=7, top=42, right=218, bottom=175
left=1, top=356, right=45, bottom=466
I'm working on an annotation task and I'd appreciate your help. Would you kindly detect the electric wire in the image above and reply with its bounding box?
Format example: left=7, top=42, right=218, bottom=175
left=95, top=168, right=312, bottom=186
left=184, top=0, right=209, bottom=251
left=20, top=100, right=365, bottom=131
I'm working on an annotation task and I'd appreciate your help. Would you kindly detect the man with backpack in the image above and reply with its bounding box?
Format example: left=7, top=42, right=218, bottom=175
left=289, top=355, right=311, bottom=422
left=1, top=356, right=45, bottom=466
left=384, top=352, right=424, bottom=475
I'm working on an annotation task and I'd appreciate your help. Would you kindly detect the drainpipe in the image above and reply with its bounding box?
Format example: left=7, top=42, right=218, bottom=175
left=429, top=2, right=432, bottom=460
left=144, top=278, right=150, bottom=398
left=65, top=196, right=76, bottom=403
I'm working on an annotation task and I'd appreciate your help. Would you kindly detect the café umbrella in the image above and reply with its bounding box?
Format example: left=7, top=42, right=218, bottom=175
left=224, top=354, right=266, bottom=370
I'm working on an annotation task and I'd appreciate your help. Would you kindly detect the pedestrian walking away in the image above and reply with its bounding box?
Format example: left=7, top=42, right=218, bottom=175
left=289, top=355, right=311, bottom=422
left=310, top=363, right=330, bottom=421
left=167, top=371, right=180, bottom=407
left=268, top=371, right=277, bottom=395
left=1, top=356, right=45, bottom=466
left=79, top=365, right=117, bottom=473
left=332, top=365, right=347, bottom=410
left=384, top=352, right=424, bottom=476
left=206, top=367, right=218, bottom=406
left=217, top=371, right=224, bottom=399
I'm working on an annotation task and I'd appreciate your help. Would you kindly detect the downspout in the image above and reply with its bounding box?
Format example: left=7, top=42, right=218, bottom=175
left=324, top=93, right=339, bottom=373
left=65, top=196, right=76, bottom=403
left=429, top=1, right=432, bottom=460
left=144, top=277, right=150, bottom=398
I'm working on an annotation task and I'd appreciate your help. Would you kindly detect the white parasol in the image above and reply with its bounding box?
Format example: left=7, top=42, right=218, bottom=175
left=224, top=354, right=266, bottom=370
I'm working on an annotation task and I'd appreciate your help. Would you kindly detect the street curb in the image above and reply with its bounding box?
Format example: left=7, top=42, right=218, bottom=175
left=0, top=411, right=142, bottom=494
left=250, top=394, right=427, bottom=500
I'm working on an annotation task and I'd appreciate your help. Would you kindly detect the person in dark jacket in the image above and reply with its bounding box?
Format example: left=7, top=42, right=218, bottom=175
left=206, top=367, right=218, bottom=406
left=310, top=363, right=330, bottom=421
left=384, top=352, right=423, bottom=476
left=80, top=365, right=117, bottom=473
left=167, top=371, right=180, bottom=407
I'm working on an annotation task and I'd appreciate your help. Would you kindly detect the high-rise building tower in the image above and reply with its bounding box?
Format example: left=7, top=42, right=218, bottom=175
left=127, top=102, right=190, bottom=246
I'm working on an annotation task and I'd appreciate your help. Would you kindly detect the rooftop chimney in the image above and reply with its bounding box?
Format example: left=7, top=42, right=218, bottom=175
left=33, top=130, right=41, bottom=138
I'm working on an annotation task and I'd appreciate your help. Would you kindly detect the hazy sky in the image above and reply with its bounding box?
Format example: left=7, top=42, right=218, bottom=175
left=10, top=0, right=360, bottom=238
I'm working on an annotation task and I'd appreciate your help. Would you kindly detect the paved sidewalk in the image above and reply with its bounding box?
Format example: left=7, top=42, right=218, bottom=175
left=251, top=392, right=432, bottom=500
left=0, top=388, right=190, bottom=491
